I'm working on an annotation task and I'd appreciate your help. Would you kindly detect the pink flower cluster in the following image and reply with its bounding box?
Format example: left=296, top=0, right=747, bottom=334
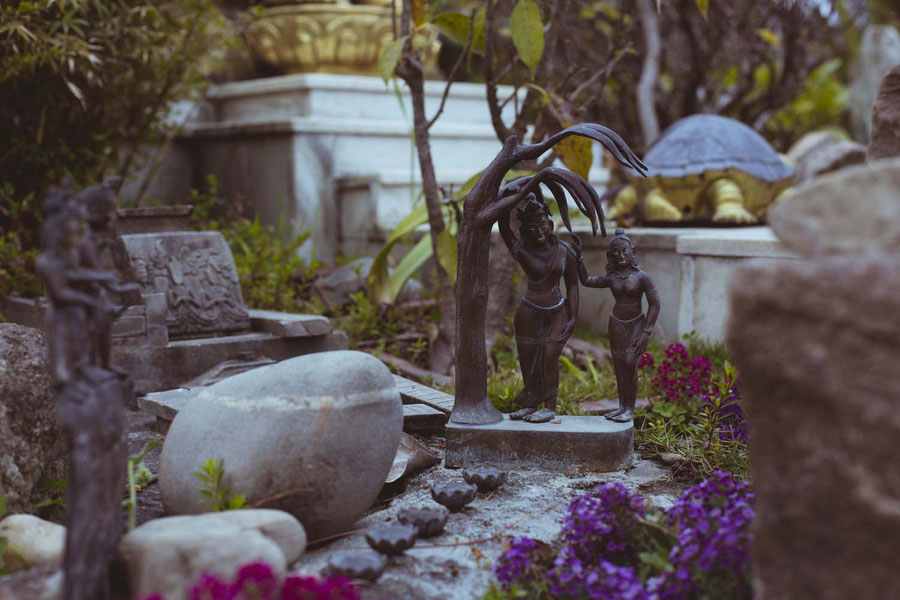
left=644, top=343, right=711, bottom=403
left=139, top=562, right=359, bottom=600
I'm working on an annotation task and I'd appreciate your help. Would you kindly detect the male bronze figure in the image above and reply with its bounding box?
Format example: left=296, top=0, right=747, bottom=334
left=499, top=195, right=579, bottom=423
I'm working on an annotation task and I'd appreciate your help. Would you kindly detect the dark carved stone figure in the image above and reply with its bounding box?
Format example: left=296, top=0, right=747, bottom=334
left=35, top=180, right=135, bottom=600
left=499, top=196, right=579, bottom=423
left=576, top=228, right=659, bottom=422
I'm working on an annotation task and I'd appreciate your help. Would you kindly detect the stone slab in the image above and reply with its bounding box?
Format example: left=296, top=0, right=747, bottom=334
left=116, top=231, right=250, bottom=337
left=247, top=309, right=332, bottom=337
left=445, top=416, right=633, bottom=472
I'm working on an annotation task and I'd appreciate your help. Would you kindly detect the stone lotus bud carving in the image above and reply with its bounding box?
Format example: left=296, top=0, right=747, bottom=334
left=431, top=482, right=478, bottom=512
left=324, top=549, right=388, bottom=582
left=364, top=523, right=418, bottom=556
left=397, top=506, right=449, bottom=538
left=462, top=467, right=508, bottom=493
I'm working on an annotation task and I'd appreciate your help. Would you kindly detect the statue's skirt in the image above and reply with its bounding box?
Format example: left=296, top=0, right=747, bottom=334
left=513, top=297, right=570, bottom=409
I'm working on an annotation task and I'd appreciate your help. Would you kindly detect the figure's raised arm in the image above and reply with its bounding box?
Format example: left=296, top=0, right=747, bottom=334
left=574, top=244, right=611, bottom=288
left=498, top=206, right=517, bottom=256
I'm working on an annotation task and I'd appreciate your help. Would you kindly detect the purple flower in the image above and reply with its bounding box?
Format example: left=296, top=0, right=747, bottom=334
left=189, top=574, right=232, bottom=600
left=650, top=471, right=755, bottom=600
left=548, top=549, right=648, bottom=600
left=231, top=562, right=279, bottom=599
left=493, top=536, right=547, bottom=590
left=560, top=482, right=646, bottom=566
left=638, top=353, right=655, bottom=369
left=650, top=344, right=712, bottom=403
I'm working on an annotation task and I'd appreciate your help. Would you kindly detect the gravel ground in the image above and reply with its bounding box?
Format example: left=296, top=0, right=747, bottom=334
left=124, top=409, right=688, bottom=600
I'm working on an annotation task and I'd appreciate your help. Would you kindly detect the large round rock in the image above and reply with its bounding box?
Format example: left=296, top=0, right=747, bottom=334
left=159, top=350, right=402, bottom=540
left=0, top=324, right=68, bottom=513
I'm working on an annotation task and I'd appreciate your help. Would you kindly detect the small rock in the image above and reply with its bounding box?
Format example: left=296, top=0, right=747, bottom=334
left=160, top=350, right=403, bottom=541
left=785, top=131, right=866, bottom=183
left=580, top=397, right=650, bottom=415
left=316, top=258, right=421, bottom=307
left=117, top=509, right=306, bottom=600
left=769, top=158, right=900, bottom=257
left=849, top=25, right=900, bottom=142
left=658, top=452, right=687, bottom=465
left=0, top=515, right=66, bottom=572
left=869, top=65, right=900, bottom=161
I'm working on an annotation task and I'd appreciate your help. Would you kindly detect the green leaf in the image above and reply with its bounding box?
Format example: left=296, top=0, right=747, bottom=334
left=0, top=496, right=6, bottom=519
left=433, top=12, right=470, bottom=45
left=378, top=36, right=408, bottom=84
left=369, top=203, right=430, bottom=303
left=510, top=0, right=544, bottom=70
left=757, top=28, right=780, bottom=46
left=385, top=234, right=432, bottom=303
left=433, top=11, right=485, bottom=54
left=696, top=0, right=709, bottom=18
left=556, top=134, right=593, bottom=180
left=436, top=228, right=457, bottom=284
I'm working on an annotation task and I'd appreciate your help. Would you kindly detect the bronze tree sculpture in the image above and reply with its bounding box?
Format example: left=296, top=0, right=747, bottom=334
left=451, top=124, right=646, bottom=425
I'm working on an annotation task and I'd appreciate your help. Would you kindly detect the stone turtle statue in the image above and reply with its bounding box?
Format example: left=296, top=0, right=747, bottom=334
left=607, top=114, right=794, bottom=225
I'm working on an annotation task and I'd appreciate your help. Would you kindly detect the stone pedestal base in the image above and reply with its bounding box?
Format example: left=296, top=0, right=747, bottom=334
left=445, top=416, right=633, bottom=472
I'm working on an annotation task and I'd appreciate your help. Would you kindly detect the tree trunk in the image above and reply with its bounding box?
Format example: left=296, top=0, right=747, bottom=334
left=636, top=0, right=661, bottom=146
left=450, top=143, right=516, bottom=425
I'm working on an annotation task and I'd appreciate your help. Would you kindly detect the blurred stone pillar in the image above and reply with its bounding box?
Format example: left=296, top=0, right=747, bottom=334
left=726, top=159, right=900, bottom=600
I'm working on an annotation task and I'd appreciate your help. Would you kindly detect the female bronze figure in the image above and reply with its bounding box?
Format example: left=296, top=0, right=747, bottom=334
left=576, top=228, right=659, bottom=422
left=499, top=195, right=579, bottom=423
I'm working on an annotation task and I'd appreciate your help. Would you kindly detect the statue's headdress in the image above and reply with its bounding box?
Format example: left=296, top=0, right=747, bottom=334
left=606, top=227, right=640, bottom=272
left=516, top=194, right=552, bottom=224
left=607, top=227, right=633, bottom=251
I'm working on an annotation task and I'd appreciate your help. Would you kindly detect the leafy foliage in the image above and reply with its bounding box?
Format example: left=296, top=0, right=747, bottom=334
left=193, top=458, right=246, bottom=512
left=0, top=0, right=232, bottom=303
left=33, top=476, right=66, bottom=521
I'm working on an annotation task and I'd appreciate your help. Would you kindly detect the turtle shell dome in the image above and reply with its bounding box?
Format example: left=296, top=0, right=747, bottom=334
left=635, top=114, right=794, bottom=182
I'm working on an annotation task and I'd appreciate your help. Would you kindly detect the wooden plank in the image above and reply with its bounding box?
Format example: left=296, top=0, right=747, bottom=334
left=392, top=374, right=454, bottom=414
left=402, top=403, right=447, bottom=432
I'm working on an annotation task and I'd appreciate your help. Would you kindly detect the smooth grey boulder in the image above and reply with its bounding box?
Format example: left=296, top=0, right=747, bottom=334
left=785, top=131, right=866, bottom=183
left=769, top=158, right=900, bottom=258
left=118, top=509, right=305, bottom=600
left=159, top=350, right=403, bottom=540
left=0, top=324, right=67, bottom=513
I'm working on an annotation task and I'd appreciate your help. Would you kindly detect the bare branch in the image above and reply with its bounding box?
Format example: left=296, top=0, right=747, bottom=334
left=484, top=0, right=513, bottom=141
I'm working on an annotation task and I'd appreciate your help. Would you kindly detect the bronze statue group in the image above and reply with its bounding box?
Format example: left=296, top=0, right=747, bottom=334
left=500, top=194, right=659, bottom=424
